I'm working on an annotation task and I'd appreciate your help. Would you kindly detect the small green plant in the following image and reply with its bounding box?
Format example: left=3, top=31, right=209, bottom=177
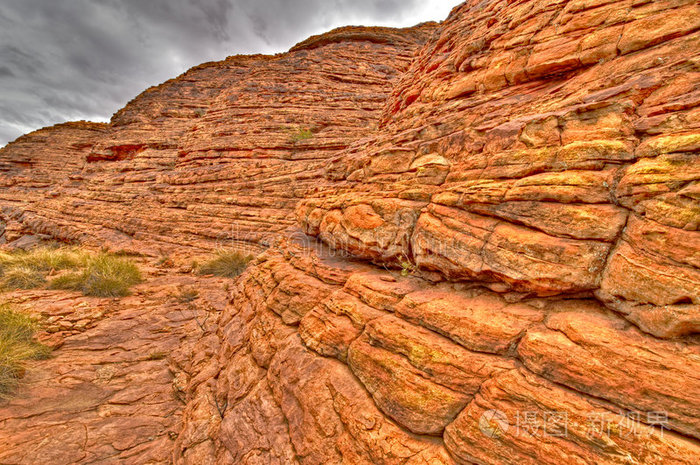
left=155, top=254, right=174, bottom=268
left=194, top=108, right=206, bottom=117
left=0, top=303, right=50, bottom=399
left=50, top=253, right=142, bottom=297
left=197, top=250, right=253, bottom=278
left=290, top=127, right=313, bottom=143
left=398, top=254, right=417, bottom=277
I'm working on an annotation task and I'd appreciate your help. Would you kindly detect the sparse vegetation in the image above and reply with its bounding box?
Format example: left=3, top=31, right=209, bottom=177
left=0, top=303, right=50, bottom=399
left=197, top=249, right=253, bottom=278
left=398, top=254, right=417, bottom=277
left=0, top=246, right=89, bottom=291
left=290, top=127, right=313, bottom=143
left=50, top=253, right=142, bottom=297
left=0, top=245, right=142, bottom=297
left=175, top=286, right=199, bottom=303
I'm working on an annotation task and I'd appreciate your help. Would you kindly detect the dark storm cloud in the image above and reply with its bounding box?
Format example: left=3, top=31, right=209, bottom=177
left=0, top=0, right=459, bottom=147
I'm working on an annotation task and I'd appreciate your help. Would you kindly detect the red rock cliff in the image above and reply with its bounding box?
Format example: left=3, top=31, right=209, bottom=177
left=0, top=23, right=435, bottom=254
left=1, top=1, right=699, bottom=464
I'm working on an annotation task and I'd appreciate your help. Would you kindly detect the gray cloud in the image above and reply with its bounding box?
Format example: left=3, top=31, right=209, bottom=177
left=0, top=0, right=459, bottom=147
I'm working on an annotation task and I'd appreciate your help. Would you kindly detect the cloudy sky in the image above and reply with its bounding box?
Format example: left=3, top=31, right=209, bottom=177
left=0, top=0, right=460, bottom=147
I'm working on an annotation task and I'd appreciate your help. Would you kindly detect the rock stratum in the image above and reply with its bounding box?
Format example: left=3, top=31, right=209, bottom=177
left=1, top=0, right=699, bottom=464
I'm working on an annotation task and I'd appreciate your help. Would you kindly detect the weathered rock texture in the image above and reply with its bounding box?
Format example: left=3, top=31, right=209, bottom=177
left=297, top=0, right=700, bottom=337
left=0, top=270, right=229, bottom=464
left=0, top=24, right=435, bottom=255
left=1, top=1, right=699, bottom=464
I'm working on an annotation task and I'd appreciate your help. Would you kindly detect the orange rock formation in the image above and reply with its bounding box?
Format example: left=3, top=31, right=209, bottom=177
left=1, top=1, right=699, bottom=464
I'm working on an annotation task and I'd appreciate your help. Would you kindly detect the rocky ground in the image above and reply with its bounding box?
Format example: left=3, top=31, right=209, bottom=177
left=0, top=264, right=229, bottom=465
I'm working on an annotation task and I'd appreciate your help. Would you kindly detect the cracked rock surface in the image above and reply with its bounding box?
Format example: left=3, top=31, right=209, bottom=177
left=0, top=270, right=229, bottom=465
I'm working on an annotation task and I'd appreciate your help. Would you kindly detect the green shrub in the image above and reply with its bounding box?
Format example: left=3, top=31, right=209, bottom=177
left=0, top=304, right=50, bottom=399
left=197, top=250, right=253, bottom=278
left=290, top=127, right=313, bottom=143
left=50, top=253, right=142, bottom=297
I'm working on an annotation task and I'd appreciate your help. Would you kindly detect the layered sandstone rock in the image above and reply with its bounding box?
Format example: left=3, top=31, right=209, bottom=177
left=186, top=0, right=699, bottom=462
left=176, top=238, right=700, bottom=464
left=0, top=270, right=230, bottom=464
left=1, top=1, right=699, bottom=464
left=0, top=121, right=106, bottom=189
left=0, top=23, right=435, bottom=254
left=0, top=122, right=107, bottom=245
left=298, top=0, right=700, bottom=336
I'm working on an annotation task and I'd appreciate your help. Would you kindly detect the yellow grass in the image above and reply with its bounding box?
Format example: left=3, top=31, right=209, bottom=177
left=1, top=245, right=142, bottom=297
left=0, top=303, right=50, bottom=399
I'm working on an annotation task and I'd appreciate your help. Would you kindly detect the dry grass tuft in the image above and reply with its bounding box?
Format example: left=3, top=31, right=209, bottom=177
left=0, top=303, right=50, bottom=399
left=1, top=266, right=46, bottom=290
left=0, top=246, right=89, bottom=273
left=0, top=246, right=89, bottom=291
left=175, top=286, right=199, bottom=303
left=197, top=250, right=253, bottom=278
left=0, top=245, right=142, bottom=297
left=49, top=253, right=142, bottom=297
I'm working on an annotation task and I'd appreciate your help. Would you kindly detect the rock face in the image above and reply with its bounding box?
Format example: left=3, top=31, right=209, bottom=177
left=0, top=24, right=435, bottom=255
left=297, top=0, right=700, bottom=335
left=0, top=270, right=230, bottom=464
left=1, top=1, right=700, bottom=464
